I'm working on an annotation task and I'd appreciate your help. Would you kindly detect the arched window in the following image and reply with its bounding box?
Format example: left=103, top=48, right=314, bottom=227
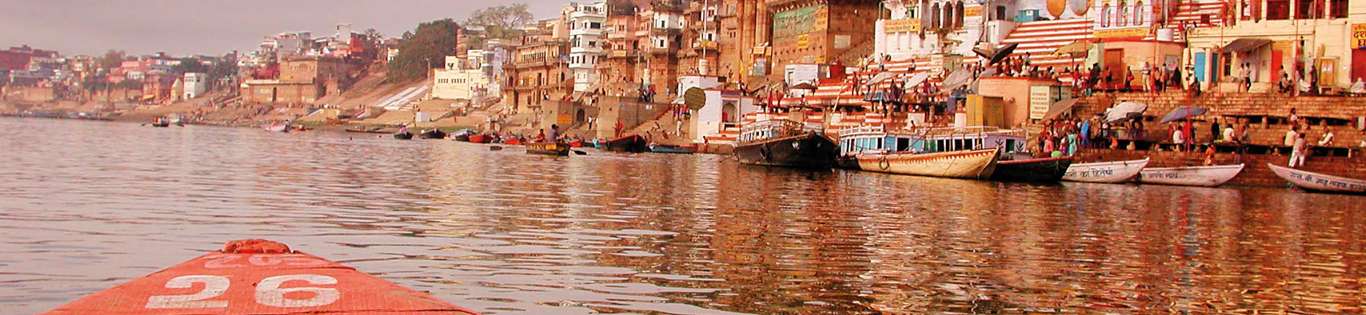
left=955, top=1, right=965, bottom=28
left=930, top=3, right=941, bottom=29
left=1135, top=1, right=1144, bottom=25
left=942, top=2, right=952, bottom=29
left=1101, top=3, right=1111, bottom=27
left=1119, top=0, right=1128, bottom=26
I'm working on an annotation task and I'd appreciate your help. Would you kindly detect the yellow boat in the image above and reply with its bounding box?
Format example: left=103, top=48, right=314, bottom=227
left=526, top=142, right=570, bottom=156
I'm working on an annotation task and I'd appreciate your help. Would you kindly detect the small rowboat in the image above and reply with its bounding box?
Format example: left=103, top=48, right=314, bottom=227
left=858, top=148, right=1000, bottom=179
left=43, top=239, right=476, bottom=315
left=502, top=137, right=523, bottom=145
left=991, top=156, right=1072, bottom=182
left=1267, top=163, right=1366, bottom=194
left=1137, top=163, right=1245, bottom=187
left=262, top=123, right=289, bottom=133
left=467, top=134, right=490, bottom=143
left=1063, top=158, right=1149, bottom=183
left=568, top=139, right=584, bottom=148
left=526, top=142, right=570, bottom=156
left=648, top=144, right=695, bottom=154
left=418, top=129, right=447, bottom=139
left=393, top=131, right=413, bottom=140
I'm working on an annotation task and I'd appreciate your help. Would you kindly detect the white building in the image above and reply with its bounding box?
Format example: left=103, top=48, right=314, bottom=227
left=874, top=0, right=998, bottom=60
left=183, top=72, right=208, bottom=99
left=567, top=1, right=607, bottom=92
left=432, top=56, right=489, bottom=100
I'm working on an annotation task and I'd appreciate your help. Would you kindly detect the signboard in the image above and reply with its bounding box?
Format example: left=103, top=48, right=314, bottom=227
left=797, top=34, right=810, bottom=49
left=1029, top=85, right=1053, bottom=120
left=1093, top=27, right=1149, bottom=39
left=884, top=19, right=922, bottom=33
left=964, top=5, right=983, bottom=17
left=773, top=5, right=828, bottom=40
left=1354, top=24, right=1366, bottom=48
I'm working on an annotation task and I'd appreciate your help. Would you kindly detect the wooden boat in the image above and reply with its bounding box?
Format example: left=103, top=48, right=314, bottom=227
left=839, top=126, right=1028, bottom=177
left=604, top=134, right=648, bottom=153
left=1267, top=163, right=1366, bottom=194
left=43, top=239, right=477, bottom=315
left=991, top=156, right=1073, bottom=182
left=1063, top=158, right=1150, bottom=183
left=502, top=137, right=523, bottom=145
left=648, top=144, right=695, bottom=154
left=418, top=129, right=447, bottom=139
left=150, top=119, right=170, bottom=128
left=452, top=133, right=470, bottom=142
left=467, top=134, right=490, bottom=143
left=526, top=142, right=570, bottom=156
left=858, top=148, right=1000, bottom=179
left=1137, top=163, right=1245, bottom=187
left=393, top=131, right=414, bottom=140
left=734, top=119, right=836, bottom=169
left=568, top=139, right=584, bottom=148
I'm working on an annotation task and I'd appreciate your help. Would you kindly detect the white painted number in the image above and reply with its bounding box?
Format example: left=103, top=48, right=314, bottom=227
left=145, top=275, right=230, bottom=309
left=255, top=274, right=341, bottom=308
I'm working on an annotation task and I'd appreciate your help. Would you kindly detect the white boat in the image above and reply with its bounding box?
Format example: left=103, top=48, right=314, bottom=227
left=1063, top=158, right=1150, bottom=183
left=262, top=123, right=289, bottom=133
left=1267, top=163, right=1366, bottom=194
left=1137, top=164, right=1244, bottom=187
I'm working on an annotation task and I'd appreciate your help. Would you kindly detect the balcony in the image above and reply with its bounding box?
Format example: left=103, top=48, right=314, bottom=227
left=569, top=46, right=605, bottom=55
left=645, top=45, right=676, bottom=55
left=514, top=59, right=559, bottom=69
left=568, top=10, right=606, bottom=20
left=692, top=40, right=719, bottom=52
left=569, top=28, right=604, bottom=37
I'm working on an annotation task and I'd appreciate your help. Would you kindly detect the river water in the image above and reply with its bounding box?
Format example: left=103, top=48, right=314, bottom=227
left=2, top=117, right=1365, bottom=314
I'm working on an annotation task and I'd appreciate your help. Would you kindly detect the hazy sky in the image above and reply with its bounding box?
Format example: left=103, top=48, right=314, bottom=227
left=0, top=0, right=566, bottom=57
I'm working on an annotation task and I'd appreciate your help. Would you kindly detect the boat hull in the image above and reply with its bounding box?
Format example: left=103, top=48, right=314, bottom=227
left=648, top=144, right=695, bottom=154
left=1138, top=164, right=1245, bottom=187
left=526, top=142, right=571, bottom=156
left=467, top=134, right=489, bottom=143
left=1063, top=158, right=1150, bottom=183
left=835, top=155, right=862, bottom=170
left=734, top=132, right=837, bottom=169
left=857, top=148, right=1000, bottom=179
left=1267, top=163, right=1366, bottom=194
left=604, top=135, right=648, bottom=153
left=418, top=130, right=446, bottom=139
left=393, top=132, right=413, bottom=140
left=43, top=240, right=476, bottom=314
left=991, top=157, right=1072, bottom=182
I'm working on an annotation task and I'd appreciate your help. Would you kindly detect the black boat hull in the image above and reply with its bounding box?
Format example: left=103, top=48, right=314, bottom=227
left=419, top=130, right=447, bottom=139
left=734, top=132, right=837, bottom=169
left=393, top=132, right=414, bottom=140
left=526, top=142, right=571, bottom=156
left=604, top=135, right=648, bottom=153
left=990, top=157, right=1072, bottom=182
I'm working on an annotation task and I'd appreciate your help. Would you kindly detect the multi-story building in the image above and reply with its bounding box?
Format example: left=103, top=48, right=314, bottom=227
left=182, top=72, right=208, bottom=99
left=767, top=0, right=879, bottom=81
left=680, top=0, right=722, bottom=78
left=1184, top=0, right=1361, bottom=90
left=716, top=0, right=773, bottom=86
left=642, top=0, right=686, bottom=100
left=567, top=1, right=609, bottom=92
left=240, top=56, right=350, bottom=104
left=433, top=56, right=490, bottom=101
left=503, top=23, right=571, bottom=112
left=600, top=0, right=644, bottom=97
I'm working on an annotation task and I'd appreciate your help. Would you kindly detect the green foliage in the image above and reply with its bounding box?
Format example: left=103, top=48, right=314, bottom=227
left=174, top=57, right=209, bottom=74
left=463, top=4, right=534, bottom=47
left=99, top=50, right=127, bottom=69
left=387, top=19, right=460, bottom=83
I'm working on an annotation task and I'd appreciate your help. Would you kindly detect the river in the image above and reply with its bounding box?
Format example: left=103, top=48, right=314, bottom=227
left=2, top=117, right=1364, bottom=314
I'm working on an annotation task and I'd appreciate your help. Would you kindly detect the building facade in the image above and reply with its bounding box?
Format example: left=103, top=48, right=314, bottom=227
left=568, top=1, right=609, bottom=92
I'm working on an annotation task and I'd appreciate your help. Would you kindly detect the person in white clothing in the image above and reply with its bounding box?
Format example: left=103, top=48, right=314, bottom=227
left=1222, top=126, right=1235, bottom=143
left=1318, top=123, right=1334, bottom=146
left=1290, top=133, right=1308, bottom=168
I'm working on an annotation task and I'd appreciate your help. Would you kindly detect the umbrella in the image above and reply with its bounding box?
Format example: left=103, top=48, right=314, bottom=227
left=1159, top=106, right=1209, bottom=123
left=866, top=72, right=896, bottom=86
left=1105, top=101, right=1148, bottom=122
left=940, top=69, right=974, bottom=91
left=903, top=72, right=931, bottom=90
left=1042, top=98, right=1081, bottom=121
left=974, top=43, right=1020, bottom=65
left=1052, top=40, right=1093, bottom=57
left=790, top=82, right=817, bottom=90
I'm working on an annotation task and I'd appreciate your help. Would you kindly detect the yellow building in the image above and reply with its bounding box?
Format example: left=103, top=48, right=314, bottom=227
left=1184, top=0, right=1360, bottom=91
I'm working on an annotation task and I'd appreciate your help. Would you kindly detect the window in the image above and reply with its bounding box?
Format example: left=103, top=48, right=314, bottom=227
left=1119, top=0, right=1129, bottom=26
left=1331, top=0, right=1347, bottom=18
left=590, top=22, right=602, bottom=29
left=1266, top=0, right=1290, bottom=20
left=1295, top=0, right=1319, bottom=19
left=1135, top=1, right=1144, bottom=24
left=1101, top=4, right=1111, bottom=27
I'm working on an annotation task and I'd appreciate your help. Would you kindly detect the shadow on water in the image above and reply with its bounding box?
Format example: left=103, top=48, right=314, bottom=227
left=2, top=117, right=1366, bottom=314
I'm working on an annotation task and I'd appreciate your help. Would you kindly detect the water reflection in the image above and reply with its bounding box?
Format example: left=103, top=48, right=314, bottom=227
left=1, top=117, right=1365, bottom=314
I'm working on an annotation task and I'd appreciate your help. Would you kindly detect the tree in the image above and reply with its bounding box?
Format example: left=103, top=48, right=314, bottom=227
left=363, top=28, right=384, bottom=41
left=99, top=50, right=127, bottom=69
left=463, top=4, right=534, bottom=47
left=174, top=57, right=209, bottom=74
left=387, top=19, right=460, bottom=82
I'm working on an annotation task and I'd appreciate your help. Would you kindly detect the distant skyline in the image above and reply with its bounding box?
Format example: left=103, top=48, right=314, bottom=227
left=0, top=0, right=565, bottom=56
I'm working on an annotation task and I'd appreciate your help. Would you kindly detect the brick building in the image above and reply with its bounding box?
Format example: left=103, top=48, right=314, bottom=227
left=767, top=0, right=879, bottom=82
left=503, top=22, right=571, bottom=112
left=716, top=0, right=774, bottom=86
left=240, top=56, right=351, bottom=104
left=601, top=0, right=644, bottom=97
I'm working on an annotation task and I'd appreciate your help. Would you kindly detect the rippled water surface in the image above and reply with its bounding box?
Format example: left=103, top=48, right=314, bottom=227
left=4, top=117, right=1366, bottom=314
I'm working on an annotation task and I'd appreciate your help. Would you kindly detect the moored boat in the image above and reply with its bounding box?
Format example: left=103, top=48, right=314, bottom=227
left=1062, top=158, right=1150, bottom=183
left=991, top=156, right=1073, bottom=182
left=1267, top=163, right=1366, bottom=194
left=734, top=119, right=836, bottom=169
left=1137, top=163, right=1245, bottom=187
left=418, top=129, right=447, bottom=139
left=648, top=143, right=695, bottom=154
left=526, top=142, right=571, bottom=156
left=468, top=134, right=490, bottom=143
left=839, top=126, right=1026, bottom=179
left=568, top=139, right=584, bottom=148
left=858, top=148, right=1000, bottom=179
left=393, top=131, right=414, bottom=140
left=262, top=122, right=289, bottom=133
left=604, top=134, right=648, bottom=153
left=43, top=239, right=477, bottom=315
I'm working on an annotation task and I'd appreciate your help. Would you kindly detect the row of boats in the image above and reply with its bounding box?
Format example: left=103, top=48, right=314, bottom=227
left=385, top=127, right=697, bottom=157
left=730, top=119, right=1361, bottom=192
